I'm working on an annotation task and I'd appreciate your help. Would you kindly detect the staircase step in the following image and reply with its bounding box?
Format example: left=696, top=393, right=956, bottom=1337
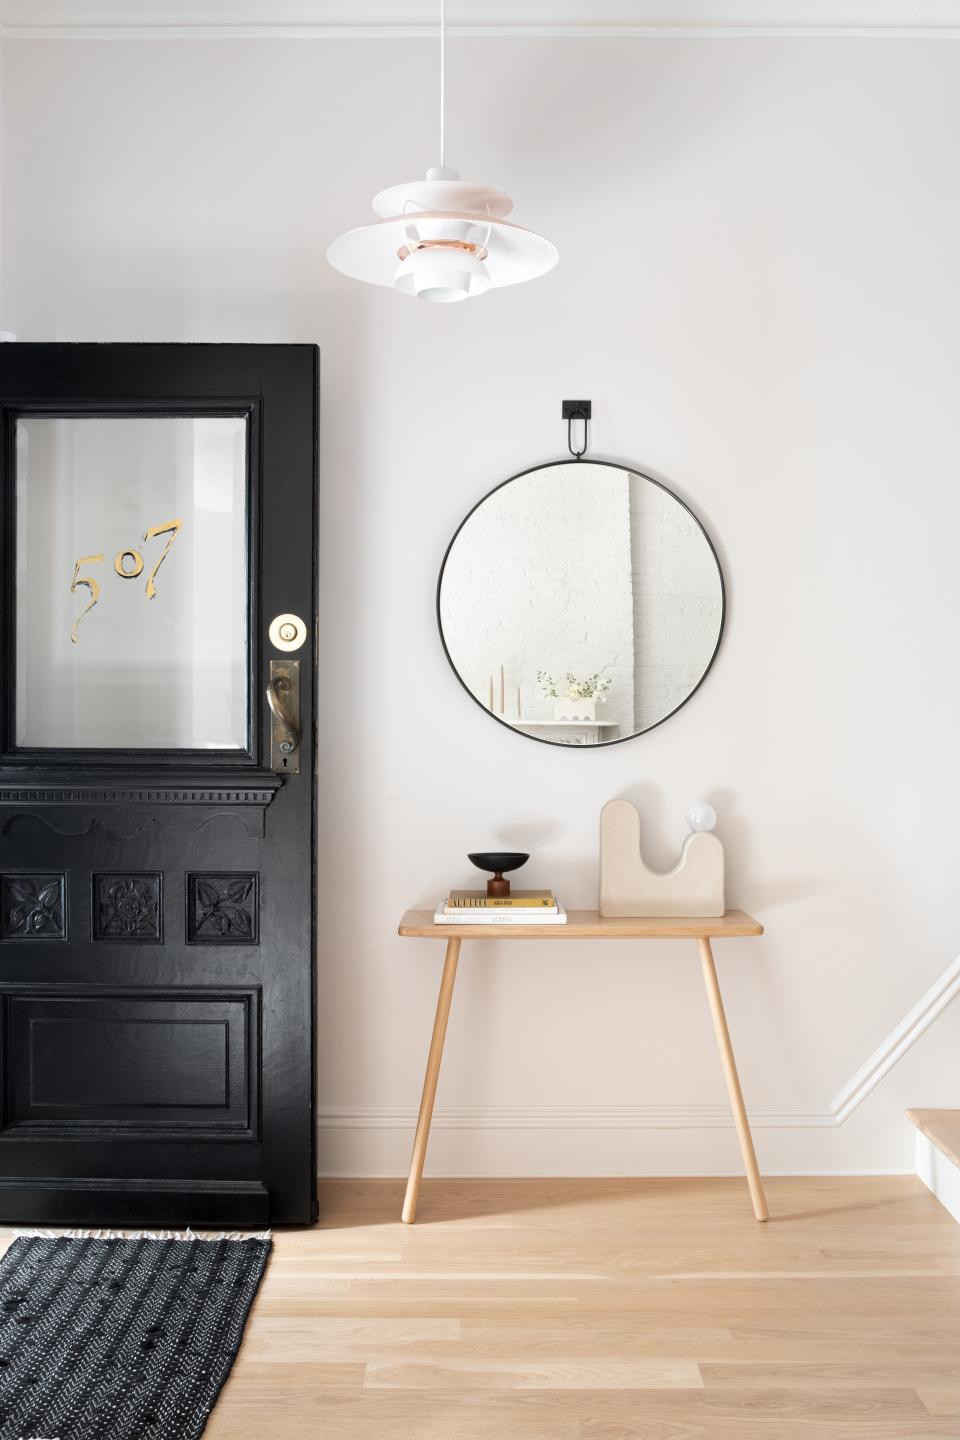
left=908, top=1109, right=960, bottom=1223
left=907, top=1109, right=960, bottom=1165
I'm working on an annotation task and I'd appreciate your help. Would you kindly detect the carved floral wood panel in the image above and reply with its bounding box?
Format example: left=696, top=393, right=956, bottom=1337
left=187, top=873, right=259, bottom=944
left=0, top=874, right=66, bottom=940
left=93, top=873, right=162, bottom=942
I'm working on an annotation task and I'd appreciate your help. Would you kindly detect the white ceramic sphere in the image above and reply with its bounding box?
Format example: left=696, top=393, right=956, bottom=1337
left=687, top=802, right=717, bottom=833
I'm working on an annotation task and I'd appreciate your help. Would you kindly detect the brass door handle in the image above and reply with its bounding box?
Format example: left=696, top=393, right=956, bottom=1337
left=266, top=676, right=299, bottom=753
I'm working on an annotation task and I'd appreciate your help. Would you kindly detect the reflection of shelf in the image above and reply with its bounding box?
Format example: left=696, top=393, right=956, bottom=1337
left=516, top=720, right=620, bottom=746
left=518, top=720, right=620, bottom=728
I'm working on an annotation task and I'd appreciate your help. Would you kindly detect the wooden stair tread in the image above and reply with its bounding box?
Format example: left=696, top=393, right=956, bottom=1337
left=906, top=1108, right=960, bottom=1168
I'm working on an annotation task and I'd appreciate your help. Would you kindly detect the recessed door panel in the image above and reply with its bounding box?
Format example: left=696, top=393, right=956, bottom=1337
left=2, top=990, right=258, bottom=1138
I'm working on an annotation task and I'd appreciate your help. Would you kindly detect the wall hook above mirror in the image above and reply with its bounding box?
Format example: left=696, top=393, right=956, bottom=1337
left=562, top=399, right=591, bottom=459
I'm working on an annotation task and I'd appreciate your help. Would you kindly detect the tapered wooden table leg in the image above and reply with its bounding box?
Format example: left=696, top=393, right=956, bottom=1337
left=698, top=936, right=769, bottom=1222
left=402, top=938, right=461, bottom=1224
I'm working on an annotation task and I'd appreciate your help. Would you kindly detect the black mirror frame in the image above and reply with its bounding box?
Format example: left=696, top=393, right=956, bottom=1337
left=436, top=457, right=726, bottom=749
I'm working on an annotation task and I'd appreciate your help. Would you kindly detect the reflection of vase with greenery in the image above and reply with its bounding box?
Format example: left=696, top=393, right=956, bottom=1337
left=537, top=670, right=611, bottom=723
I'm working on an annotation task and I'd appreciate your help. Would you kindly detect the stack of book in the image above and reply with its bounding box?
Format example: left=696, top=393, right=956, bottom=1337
left=433, top=889, right=567, bottom=925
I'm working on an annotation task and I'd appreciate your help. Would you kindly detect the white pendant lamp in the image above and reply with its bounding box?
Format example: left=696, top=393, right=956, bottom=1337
left=326, top=0, right=558, bottom=303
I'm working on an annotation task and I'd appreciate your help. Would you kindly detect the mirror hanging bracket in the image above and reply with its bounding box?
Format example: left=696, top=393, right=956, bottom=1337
left=562, top=399, right=592, bottom=459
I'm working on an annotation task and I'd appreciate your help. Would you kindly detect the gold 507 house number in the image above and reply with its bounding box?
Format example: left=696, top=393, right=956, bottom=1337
left=69, top=518, right=183, bottom=643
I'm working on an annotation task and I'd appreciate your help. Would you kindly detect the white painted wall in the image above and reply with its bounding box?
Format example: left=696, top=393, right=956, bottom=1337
left=4, top=31, right=960, bottom=1175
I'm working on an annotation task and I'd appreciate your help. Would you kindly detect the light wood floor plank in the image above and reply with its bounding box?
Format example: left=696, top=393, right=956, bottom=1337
left=363, top=1357, right=703, bottom=1389
left=916, top=1383, right=960, bottom=1416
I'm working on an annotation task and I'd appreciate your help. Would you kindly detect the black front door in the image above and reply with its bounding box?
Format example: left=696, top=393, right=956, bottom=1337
left=0, top=343, right=317, bottom=1227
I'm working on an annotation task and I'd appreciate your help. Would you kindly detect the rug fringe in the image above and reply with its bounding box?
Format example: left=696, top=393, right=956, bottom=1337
left=15, top=1227, right=272, bottom=1241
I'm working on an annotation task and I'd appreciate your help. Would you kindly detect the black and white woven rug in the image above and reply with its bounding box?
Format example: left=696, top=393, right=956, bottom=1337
left=0, top=1231, right=271, bottom=1440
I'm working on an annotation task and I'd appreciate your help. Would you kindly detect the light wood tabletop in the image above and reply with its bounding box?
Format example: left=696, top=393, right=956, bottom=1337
left=398, top=907, right=768, bottom=1226
left=398, top=908, right=763, bottom=939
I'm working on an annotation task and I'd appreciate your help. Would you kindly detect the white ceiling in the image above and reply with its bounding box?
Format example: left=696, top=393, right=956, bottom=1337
left=3, top=0, right=960, bottom=36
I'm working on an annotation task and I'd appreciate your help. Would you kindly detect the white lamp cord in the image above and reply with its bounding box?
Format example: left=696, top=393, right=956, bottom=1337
left=439, top=0, right=446, bottom=169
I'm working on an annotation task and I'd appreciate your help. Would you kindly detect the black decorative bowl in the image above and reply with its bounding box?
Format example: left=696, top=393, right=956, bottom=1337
left=468, top=851, right=529, bottom=898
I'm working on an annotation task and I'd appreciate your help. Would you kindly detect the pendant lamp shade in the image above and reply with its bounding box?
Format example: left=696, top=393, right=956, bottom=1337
left=325, top=1, right=557, bottom=302
left=327, top=171, right=558, bottom=302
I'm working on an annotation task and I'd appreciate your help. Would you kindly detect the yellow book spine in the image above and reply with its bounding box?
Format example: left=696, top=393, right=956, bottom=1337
left=446, top=892, right=556, bottom=909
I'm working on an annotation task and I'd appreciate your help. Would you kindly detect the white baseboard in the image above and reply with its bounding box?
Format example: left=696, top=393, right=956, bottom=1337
left=317, top=1113, right=917, bottom=1177
left=317, top=1167, right=915, bottom=1179
left=915, top=1130, right=960, bottom=1224
left=317, top=1103, right=836, bottom=1131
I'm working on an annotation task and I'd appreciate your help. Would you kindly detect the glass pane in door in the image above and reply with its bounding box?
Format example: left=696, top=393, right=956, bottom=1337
left=15, top=415, right=248, bottom=749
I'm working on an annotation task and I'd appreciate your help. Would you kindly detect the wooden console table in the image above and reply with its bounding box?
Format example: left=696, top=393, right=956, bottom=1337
left=397, top=909, right=767, bottom=1224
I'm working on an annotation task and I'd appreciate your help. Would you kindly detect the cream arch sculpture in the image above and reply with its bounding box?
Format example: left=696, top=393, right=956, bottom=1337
left=599, top=799, right=725, bottom=918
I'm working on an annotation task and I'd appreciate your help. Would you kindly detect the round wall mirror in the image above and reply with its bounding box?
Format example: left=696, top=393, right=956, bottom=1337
left=437, top=459, right=724, bottom=747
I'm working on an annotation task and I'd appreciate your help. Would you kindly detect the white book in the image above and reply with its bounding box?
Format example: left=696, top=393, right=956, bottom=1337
left=433, top=901, right=568, bottom=926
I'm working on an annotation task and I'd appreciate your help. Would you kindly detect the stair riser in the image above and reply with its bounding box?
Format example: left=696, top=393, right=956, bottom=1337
left=916, top=1130, right=960, bottom=1224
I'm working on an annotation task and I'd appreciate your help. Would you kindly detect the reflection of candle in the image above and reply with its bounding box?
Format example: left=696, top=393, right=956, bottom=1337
left=500, top=665, right=505, bottom=714
left=516, top=684, right=521, bottom=718
left=488, top=675, right=494, bottom=710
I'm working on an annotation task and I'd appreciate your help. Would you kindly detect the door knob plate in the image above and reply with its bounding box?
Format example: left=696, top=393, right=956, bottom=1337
left=267, top=659, right=301, bottom=774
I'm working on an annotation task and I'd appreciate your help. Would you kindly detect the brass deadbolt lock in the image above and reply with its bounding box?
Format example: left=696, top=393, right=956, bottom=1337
left=269, top=613, right=308, bottom=652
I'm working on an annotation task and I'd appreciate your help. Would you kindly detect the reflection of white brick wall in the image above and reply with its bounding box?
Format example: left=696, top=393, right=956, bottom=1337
left=439, top=464, right=636, bottom=735
left=440, top=462, right=724, bottom=738
left=629, top=481, right=723, bottom=731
